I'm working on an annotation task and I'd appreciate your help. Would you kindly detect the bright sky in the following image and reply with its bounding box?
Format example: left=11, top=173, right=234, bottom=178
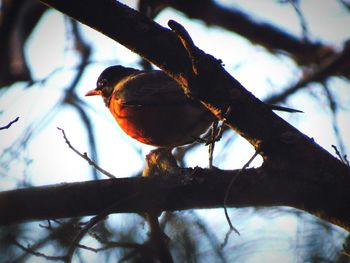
left=0, top=0, right=349, bottom=262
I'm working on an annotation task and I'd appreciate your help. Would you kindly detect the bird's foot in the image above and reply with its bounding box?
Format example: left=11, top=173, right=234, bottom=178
left=142, top=148, right=183, bottom=177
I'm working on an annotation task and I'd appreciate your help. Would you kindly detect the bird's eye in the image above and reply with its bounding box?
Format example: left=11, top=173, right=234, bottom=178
left=97, top=79, right=108, bottom=89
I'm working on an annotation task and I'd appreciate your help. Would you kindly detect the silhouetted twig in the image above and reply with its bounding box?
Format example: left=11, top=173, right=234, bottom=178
left=0, top=116, right=19, bottom=130
left=332, top=145, right=349, bottom=167
left=57, top=127, right=116, bottom=178
left=286, top=0, right=310, bottom=41
left=266, top=42, right=350, bottom=104
left=222, top=151, right=259, bottom=245
left=13, top=239, right=66, bottom=261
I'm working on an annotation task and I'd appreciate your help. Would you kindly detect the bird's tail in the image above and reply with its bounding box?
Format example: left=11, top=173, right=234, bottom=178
left=268, top=104, right=303, bottom=113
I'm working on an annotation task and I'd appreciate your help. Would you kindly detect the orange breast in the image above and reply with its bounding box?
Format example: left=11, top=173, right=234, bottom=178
left=108, top=97, right=213, bottom=147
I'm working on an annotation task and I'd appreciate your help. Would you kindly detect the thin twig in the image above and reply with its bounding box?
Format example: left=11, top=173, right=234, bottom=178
left=146, top=212, right=173, bottom=263
left=332, top=145, right=349, bottom=167
left=207, top=121, right=226, bottom=168
left=57, top=127, right=116, bottom=179
left=323, top=83, right=347, bottom=160
left=0, top=116, right=19, bottom=130
left=288, top=0, right=310, bottom=42
left=13, top=239, right=66, bottom=261
left=222, top=151, right=259, bottom=245
left=208, top=121, right=218, bottom=169
left=65, top=212, right=108, bottom=262
left=266, top=42, right=350, bottom=105
left=64, top=194, right=142, bottom=263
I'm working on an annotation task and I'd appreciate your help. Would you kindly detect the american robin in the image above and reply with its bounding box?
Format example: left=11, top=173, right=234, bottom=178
left=85, top=65, right=301, bottom=148
left=85, top=66, right=215, bottom=147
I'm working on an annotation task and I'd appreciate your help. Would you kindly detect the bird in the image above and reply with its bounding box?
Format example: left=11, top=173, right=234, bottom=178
left=85, top=65, right=301, bottom=148
left=85, top=65, right=215, bottom=148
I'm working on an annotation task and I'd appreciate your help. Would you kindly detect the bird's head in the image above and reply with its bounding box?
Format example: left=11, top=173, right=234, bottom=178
left=85, top=65, right=139, bottom=106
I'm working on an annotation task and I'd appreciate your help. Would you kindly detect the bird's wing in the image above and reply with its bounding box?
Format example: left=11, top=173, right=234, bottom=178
left=114, top=71, right=190, bottom=107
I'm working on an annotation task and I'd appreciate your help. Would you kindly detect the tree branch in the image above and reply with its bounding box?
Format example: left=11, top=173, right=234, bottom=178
left=1, top=166, right=350, bottom=231
left=0, top=116, right=19, bottom=130
left=57, top=127, right=115, bottom=179
left=161, top=0, right=336, bottom=67
left=0, top=0, right=47, bottom=87
left=266, top=41, right=350, bottom=104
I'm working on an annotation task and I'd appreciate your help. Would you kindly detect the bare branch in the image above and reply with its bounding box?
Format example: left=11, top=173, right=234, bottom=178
left=323, top=83, right=347, bottom=157
left=57, top=127, right=115, bottom=179
left=286, top=0, right=310, bottom=41
left=332, top=145, right=349, bottom=166
left=1, top=165, right=350, bottom=231
left=65, top=211, right=108, bottom=263
left=0, top=116, right=19, bottom=130
left=266, top=42, right=350, bottom=104
left=13, top=239, right=66, bottom=261
left=163, top=0, right=336, bottom=67
left=222, top=151, right=259, bottom=243
left=145, top=213, right=173, bottom=263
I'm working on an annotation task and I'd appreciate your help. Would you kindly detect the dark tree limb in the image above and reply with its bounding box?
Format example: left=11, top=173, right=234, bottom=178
left=0, top=0, right=47, bottom=87
left=1, top=166, right=350, bottom=231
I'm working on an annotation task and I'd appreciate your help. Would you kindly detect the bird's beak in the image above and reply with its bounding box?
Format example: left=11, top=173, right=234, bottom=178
left=85, top=89, right=102, bottom=96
